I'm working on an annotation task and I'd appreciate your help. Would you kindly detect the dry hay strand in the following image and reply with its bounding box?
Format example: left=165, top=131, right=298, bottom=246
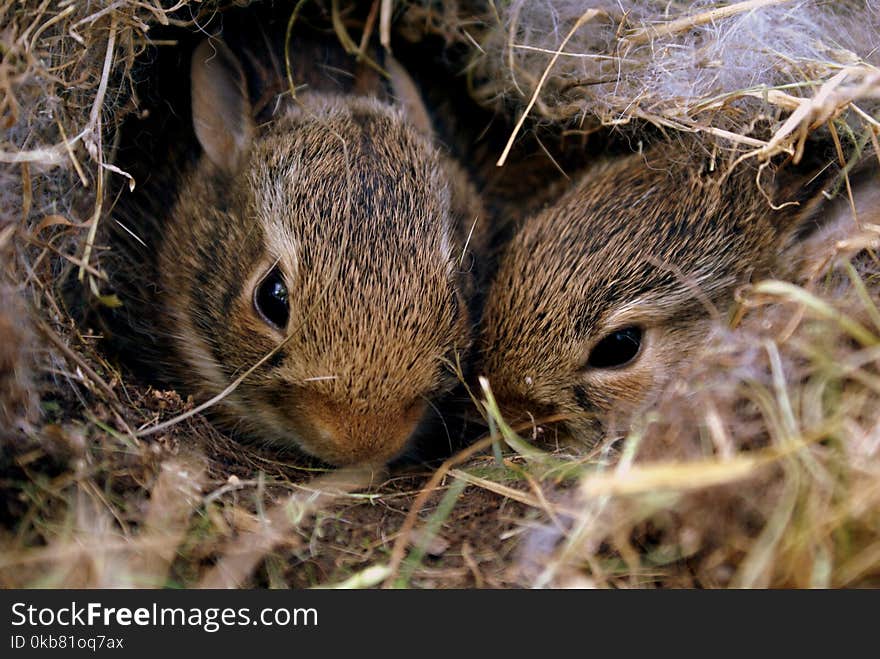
left=0, top=281, right=38, bottom=442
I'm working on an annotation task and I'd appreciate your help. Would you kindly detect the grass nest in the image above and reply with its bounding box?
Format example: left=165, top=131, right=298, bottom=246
left=1, top=0, right=879, bottom=588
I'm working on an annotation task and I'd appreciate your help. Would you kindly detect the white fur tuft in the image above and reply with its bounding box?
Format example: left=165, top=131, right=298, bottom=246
left=465, top=0, right=879, bottom=142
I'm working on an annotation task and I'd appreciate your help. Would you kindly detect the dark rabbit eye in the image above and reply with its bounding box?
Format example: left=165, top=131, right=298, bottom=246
left=254, top=266, right=289, bottom=329
left=587, top=326, right=643, bottom=369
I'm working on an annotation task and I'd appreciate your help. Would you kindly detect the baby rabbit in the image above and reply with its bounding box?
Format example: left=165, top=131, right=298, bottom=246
left=147, top=37, right=486, bottom=466
left=479, top=143, right=873, bottom=444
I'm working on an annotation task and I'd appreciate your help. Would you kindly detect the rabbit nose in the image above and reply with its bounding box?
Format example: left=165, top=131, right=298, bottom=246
left=481, top=374, right=554, bottom=425
left=297, top=396, right=427, bottom=466
left=492, top=393, right=556, bottom=429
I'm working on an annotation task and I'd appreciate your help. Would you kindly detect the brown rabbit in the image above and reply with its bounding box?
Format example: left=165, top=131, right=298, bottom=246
left=131, top=36, right=487, bottom=466
left=479, top=142, right=877, bottom=445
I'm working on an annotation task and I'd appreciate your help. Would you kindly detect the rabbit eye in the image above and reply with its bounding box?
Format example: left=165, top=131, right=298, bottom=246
left=254, top=266, right=289, bottom=329
left=587, top=326, right=642, bottom=369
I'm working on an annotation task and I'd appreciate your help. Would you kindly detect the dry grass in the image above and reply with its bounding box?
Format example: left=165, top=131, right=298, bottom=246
left=1, top=0, right=878, bottom=589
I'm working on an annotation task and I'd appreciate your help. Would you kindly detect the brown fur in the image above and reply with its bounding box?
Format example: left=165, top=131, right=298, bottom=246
left=479, top=143, right=871, bottom=444
left=147, top=38, right=487, bottom=467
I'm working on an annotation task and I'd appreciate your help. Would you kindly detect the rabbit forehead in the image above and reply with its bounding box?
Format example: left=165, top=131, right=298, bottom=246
left=246, top=104, right=458, bottom=319
left=504, top=154, right=772, bottom=330
left=249, top=101, right=453, bottom=255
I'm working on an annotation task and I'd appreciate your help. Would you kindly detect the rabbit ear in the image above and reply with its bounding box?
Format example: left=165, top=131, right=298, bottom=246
left=386, top=55, right=433, bottom=138
left=191, top=38, right=255, bottom=175
left=783, top=167, right=880, bottom=281
left=818, top=169, right=880, bottom=228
